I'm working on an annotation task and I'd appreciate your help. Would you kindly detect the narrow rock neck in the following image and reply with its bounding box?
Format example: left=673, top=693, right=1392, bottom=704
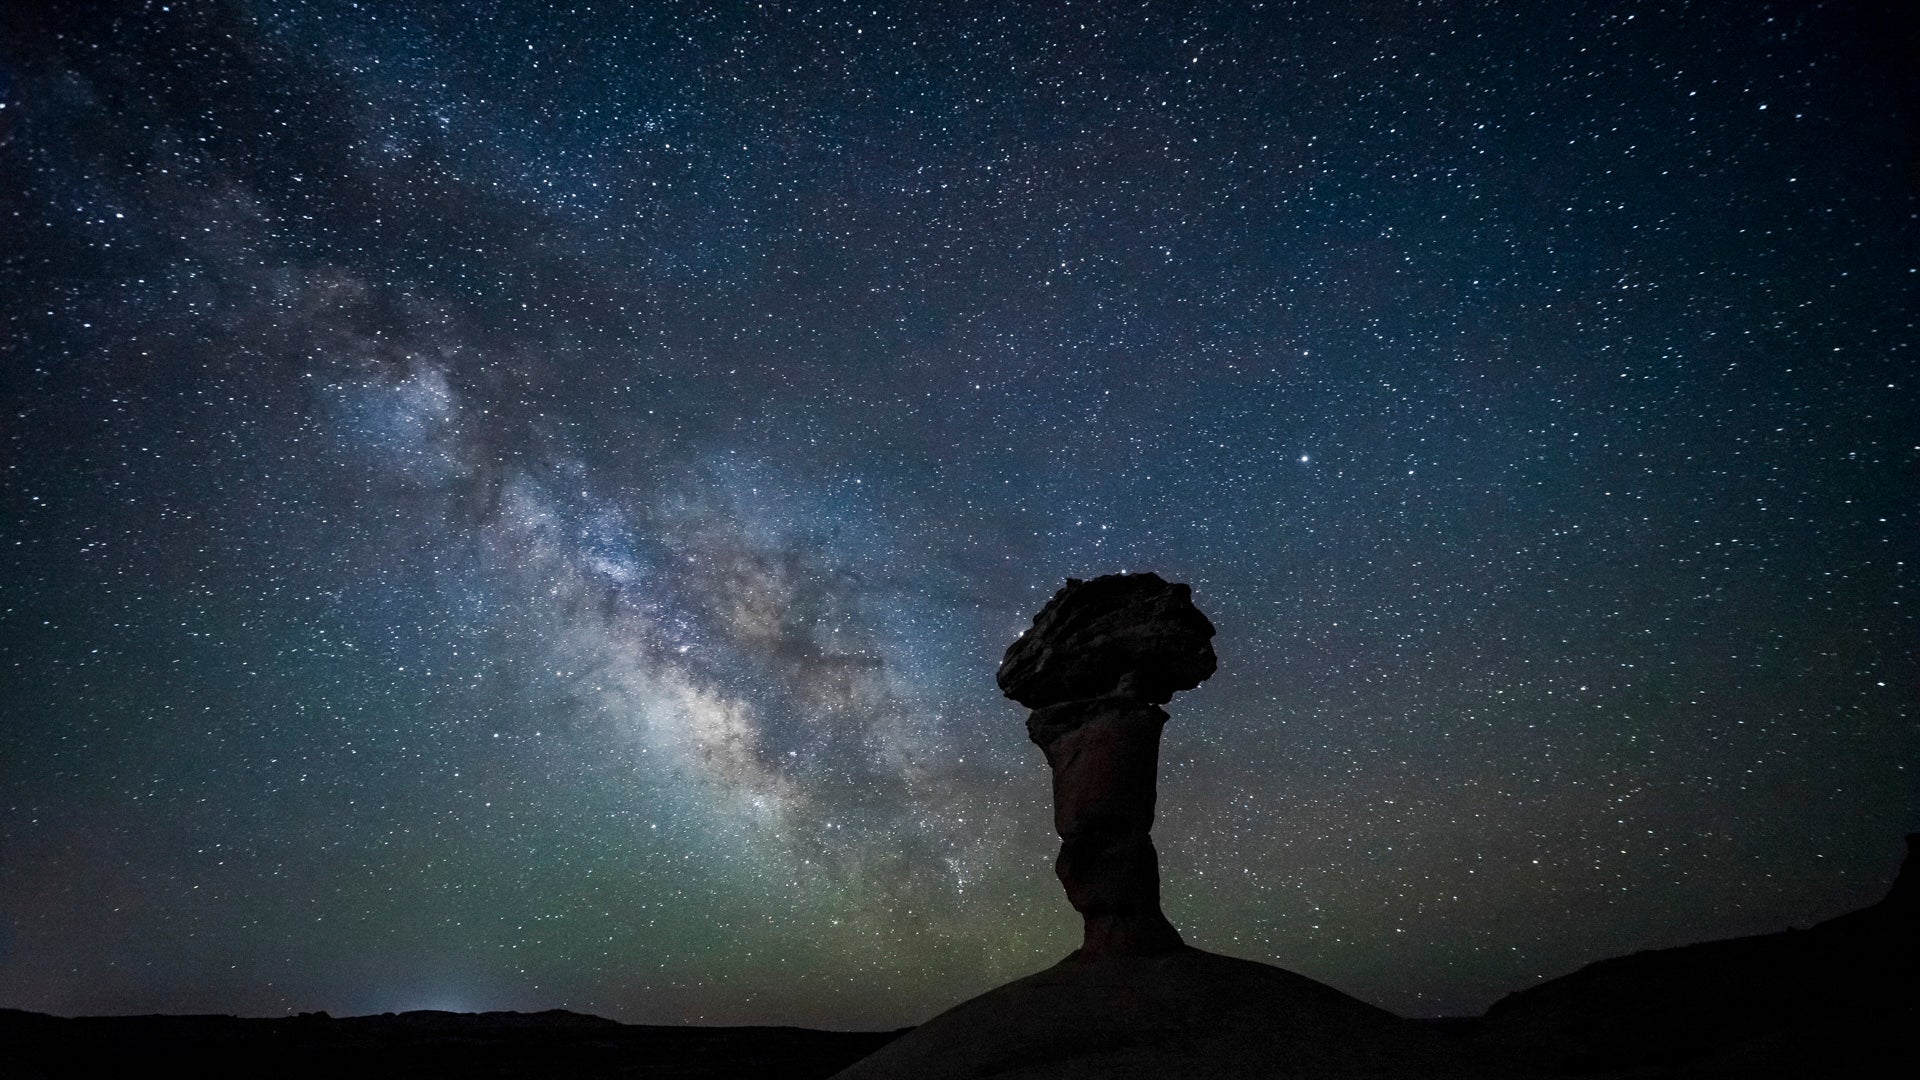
left=1027, top=696, right=1185, bottom=958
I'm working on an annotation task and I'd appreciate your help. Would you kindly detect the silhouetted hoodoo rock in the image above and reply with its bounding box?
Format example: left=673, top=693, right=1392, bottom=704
left=996, top=572, right=1216, bottom=958
left=835, top=581, right=1916, bottom=1080
left=833, top=572, right=1502, bottom=1079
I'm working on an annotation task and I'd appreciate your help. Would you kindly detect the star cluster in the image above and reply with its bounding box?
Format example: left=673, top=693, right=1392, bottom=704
left=1, top=0, right=1914, bottom=1028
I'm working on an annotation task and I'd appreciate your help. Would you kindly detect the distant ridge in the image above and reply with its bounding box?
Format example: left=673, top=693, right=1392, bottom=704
left=0, top=1007, right=902, bottom=1080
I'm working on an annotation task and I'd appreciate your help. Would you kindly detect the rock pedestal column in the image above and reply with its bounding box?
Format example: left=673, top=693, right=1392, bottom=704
left=997, top=573, right=1216, bottom=959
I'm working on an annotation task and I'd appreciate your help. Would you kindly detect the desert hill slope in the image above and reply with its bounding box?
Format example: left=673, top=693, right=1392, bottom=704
left=1458, top=833, right=1919, bottom=1077
left=831, top=945, right=1509, bottom=1080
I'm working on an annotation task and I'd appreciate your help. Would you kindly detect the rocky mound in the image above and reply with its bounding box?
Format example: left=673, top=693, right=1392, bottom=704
left=834, top=948, right=1498, bottom=1080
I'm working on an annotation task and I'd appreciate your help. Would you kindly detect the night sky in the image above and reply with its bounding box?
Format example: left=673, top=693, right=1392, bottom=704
left=2, top=0, right=1915, bottom=1030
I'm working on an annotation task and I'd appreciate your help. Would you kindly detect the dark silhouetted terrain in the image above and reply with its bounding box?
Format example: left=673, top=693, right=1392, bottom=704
left=833, top=946, right=1505, bottom=1079
left=1445, top=833, right=1920, bottom=1078
left=3, top=837, right=1911, bottom=1080
left=0, top=1008, right=902, bottom=1080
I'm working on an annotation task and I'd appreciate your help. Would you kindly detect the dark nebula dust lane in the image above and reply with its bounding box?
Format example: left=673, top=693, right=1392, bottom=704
left=1, top=0, right=1914, bottom=1028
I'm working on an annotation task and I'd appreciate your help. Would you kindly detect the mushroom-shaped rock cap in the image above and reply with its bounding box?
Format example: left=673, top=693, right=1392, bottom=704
left=997, top=572, right=1217, bottom=708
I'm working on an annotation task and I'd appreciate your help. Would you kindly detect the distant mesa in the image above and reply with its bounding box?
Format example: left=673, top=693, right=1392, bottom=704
left=0, top=1007, right=899, bottom=1079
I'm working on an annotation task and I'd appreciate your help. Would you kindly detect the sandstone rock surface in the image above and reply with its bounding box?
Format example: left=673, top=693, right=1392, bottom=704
left=831, top=948, right=1494, bottom=1080
left=997, top=572, right=1216, bottom=958
left=996, top=572, right=1216, bottom=708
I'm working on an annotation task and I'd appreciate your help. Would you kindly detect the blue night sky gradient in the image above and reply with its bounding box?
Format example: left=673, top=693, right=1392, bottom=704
left=1, top=0, right=1915, bottom=1028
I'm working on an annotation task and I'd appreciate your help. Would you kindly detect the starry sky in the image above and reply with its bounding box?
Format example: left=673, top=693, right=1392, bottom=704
left=2, top=0, right=1915, bottom=1030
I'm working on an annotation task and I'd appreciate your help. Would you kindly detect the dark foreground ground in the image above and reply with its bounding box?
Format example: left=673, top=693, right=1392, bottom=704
left=7, top=836, right=1913, bottom=1079
left=0, top=1008, right=904, bottom=1080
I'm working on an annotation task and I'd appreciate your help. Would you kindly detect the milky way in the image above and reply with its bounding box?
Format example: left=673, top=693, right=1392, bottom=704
left=1, top=1, right=1914, bottom=1027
